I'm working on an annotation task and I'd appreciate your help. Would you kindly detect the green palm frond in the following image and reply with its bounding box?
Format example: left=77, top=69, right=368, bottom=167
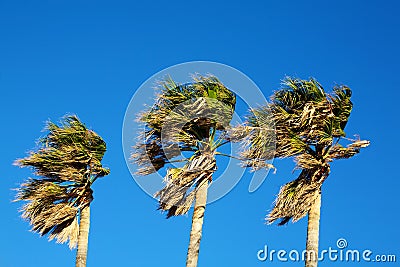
left=15, top=115, right=110, bottom=249
left=273, top=77, right=325, bottom=112
left=330, top=85, right=353, bottom=137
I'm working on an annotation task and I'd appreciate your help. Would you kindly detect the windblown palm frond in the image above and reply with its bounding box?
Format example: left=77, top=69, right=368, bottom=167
left=240, top=77, right=369, bottom=224
left=132, top=74, right=236, bottom=217
left=15, top=115, right=110, bottom=249
left=268, top=164, right=330, bottom=225
left=330, top=86, right=353, bottom=137
left=155, top=151, right=216, bottom=218
left=239, top=106, right=276, bottom=171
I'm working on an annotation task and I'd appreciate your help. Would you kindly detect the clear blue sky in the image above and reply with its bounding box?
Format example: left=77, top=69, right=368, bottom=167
left=1, top=1, right=399, bottom=266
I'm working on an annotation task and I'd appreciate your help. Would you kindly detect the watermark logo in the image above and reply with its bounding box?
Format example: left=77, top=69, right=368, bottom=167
left=257, top=238, right=396, bottom=263
left=336, top=238, right=348, bottom=249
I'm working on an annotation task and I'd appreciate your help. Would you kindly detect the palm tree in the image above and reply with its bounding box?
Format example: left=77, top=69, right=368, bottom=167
left=241, top=77, right=369, bottom=267
left=15, top=115, right=110, bottom=267
left=132, top=75, right=236, bottom=267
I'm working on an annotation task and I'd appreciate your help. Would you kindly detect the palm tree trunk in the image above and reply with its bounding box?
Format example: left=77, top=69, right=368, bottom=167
left=76, top=205, right=90, bottom=267
left=305, top=192, right=321, bottom=267
left=186, top=179, right=208, bottom=267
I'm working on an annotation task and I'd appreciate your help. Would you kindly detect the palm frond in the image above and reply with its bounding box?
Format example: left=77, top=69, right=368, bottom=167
left=267, top=177, right=321, bottom=225
left=328, top=139, right=370, bottom=159
left=15, top=115, right=109, bottom=248
left=329, top=85, right=353, bottom=137
left=237, top=106, right=276, bottom=171
left=267, top=166, right=329, bottom=225
left=155, top=152, right=216, bottom=218
left=273, top=77, right=325, bottom=112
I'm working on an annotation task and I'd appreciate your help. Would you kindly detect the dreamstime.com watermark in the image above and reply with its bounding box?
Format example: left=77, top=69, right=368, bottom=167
left=257, top=238, right=397, bottom=263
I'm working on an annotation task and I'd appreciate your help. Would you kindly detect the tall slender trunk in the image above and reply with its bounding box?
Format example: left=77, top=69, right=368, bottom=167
left=76, top=205, right=90, bottom=267
left=186, top=179, right=208, bottom=267
left=305, top=192, right=321, bottom=267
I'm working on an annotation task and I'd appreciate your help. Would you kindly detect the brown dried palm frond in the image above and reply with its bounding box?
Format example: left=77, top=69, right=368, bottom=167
left=295, top=153, right=323, bottom=170
left=15, top=115, right=110, bottom=249
left=49, top=215, right=79, bottom=249
left=30, top=204, right=79, bottom=248
left=267, top=166, right=330, bottom=225
left=328, top=139, right=370, bottom=160
left=267, top=177, right=320, bottom=225
left=155, top=151, right=216, bottom=218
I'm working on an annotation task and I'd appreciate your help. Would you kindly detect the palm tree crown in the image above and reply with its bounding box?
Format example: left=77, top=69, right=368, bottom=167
left=242, top=77, right=369, bottom=224
left=132, top=74, right=236, bottom=217
left=15, top=115, right=110, bottom=249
